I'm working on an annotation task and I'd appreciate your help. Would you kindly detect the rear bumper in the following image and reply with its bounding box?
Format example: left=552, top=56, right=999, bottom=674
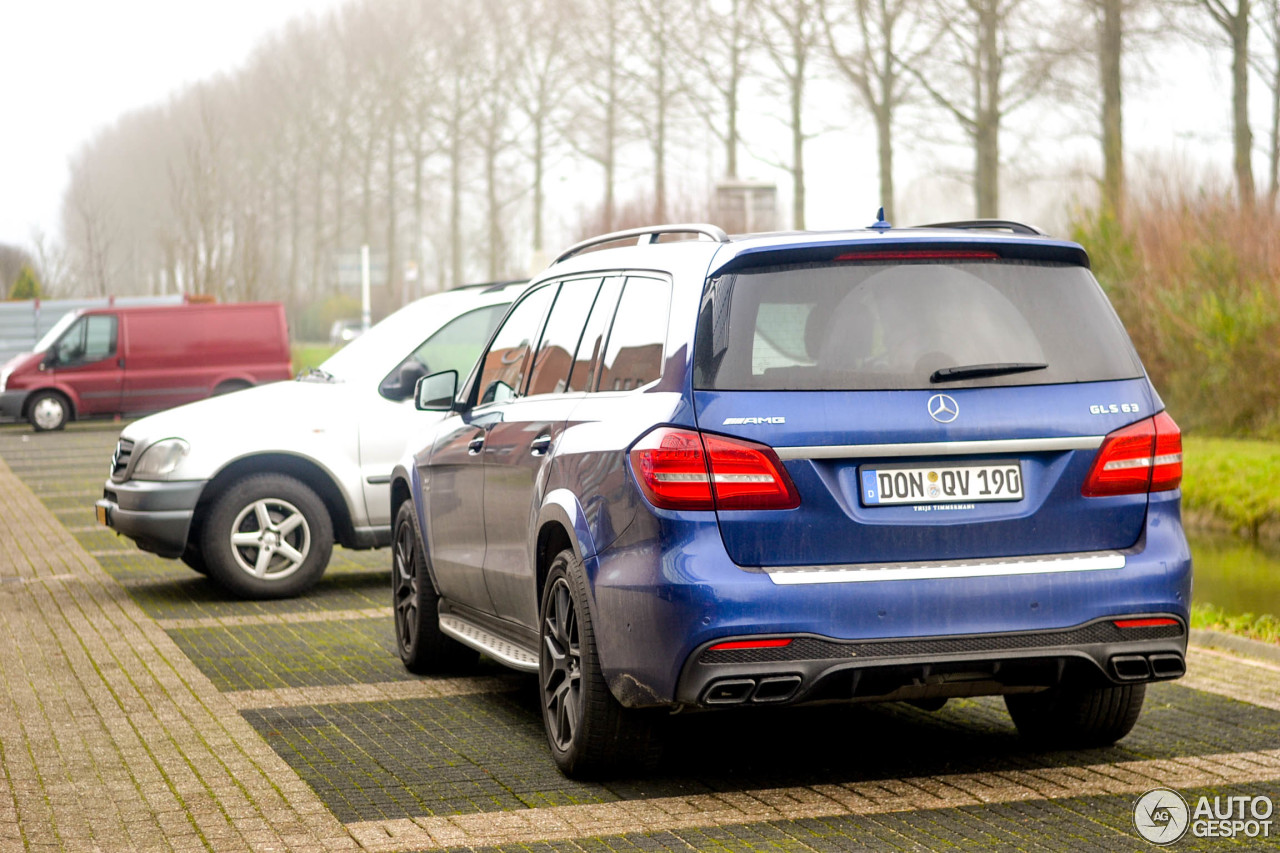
left=589, top=491, right=1191, bottom=708
left=97, top=478, right=206, bottom=558
left=0, top=390, right=28, bottom=420
left=674, top=615, right=1187, bottom=707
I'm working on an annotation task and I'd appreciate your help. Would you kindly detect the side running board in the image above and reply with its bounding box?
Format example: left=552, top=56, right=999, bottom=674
left=438, top=614, right=539, bottom=672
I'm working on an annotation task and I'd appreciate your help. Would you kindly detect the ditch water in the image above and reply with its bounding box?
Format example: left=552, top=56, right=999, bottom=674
left=1189, top=531, right=1280, bottom=617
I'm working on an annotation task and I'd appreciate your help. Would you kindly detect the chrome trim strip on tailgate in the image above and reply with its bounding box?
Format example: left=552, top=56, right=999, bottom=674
left=773, top=436, right=1104, bottom=461
left=765, top=551, right=1126, bottom=585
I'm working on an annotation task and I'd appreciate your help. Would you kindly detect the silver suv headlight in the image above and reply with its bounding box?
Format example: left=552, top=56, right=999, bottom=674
left=131, top=438, right=191, bottom=480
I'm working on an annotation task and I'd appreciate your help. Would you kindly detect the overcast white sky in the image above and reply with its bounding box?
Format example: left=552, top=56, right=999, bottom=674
left=0, top=0, right=1256, bottom=249
left=0, top=0, right=344, bottom=247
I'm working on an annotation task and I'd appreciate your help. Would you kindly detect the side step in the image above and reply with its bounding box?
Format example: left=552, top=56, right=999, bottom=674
left=438, top=614, right=539, bottom=672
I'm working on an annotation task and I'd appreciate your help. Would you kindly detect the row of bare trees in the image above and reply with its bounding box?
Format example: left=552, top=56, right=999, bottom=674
left=52, top=0, right=1280, bottom=304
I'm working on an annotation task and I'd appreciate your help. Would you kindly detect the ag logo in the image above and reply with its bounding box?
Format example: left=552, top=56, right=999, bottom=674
left=927, top=394, right=959, bottom=424
left=1133, top=788, right=1190, bottom=845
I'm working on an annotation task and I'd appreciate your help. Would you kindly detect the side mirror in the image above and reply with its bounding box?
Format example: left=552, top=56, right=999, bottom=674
left=396, top=361, right=429, bottom=401
left=415, top=370, right=459, bottom=412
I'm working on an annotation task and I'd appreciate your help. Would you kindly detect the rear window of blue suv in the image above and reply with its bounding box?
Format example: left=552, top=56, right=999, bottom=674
left=694, top=258, right=1145, bottom=391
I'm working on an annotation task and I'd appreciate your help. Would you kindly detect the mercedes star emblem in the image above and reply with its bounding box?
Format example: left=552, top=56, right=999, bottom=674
left=927, top=394, right=959, bottom=424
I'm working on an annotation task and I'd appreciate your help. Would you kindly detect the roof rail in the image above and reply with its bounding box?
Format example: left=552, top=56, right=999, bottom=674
left=914, top=219, right=1048, bottom=236
left=551, top=223, right=730, bottom=265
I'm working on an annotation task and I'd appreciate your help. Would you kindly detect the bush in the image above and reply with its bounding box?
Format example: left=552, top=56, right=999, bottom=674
left=1071, top=196, right=1280, bottom=437
left=7, top=265, right=43, bottom=300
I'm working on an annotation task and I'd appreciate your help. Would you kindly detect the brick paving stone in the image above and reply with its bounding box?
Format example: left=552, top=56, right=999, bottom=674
left=0, top=452, right=353, bottom=849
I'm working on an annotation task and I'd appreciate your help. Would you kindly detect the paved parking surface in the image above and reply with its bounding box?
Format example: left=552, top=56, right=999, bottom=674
left=0, top=421, right=1277, bottom=851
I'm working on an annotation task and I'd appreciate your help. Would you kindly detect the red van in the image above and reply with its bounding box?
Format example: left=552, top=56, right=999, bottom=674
left=0, top=302, right=291, bottom=430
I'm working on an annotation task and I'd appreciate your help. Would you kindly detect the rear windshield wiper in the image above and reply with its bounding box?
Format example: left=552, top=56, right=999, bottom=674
left=930, top=362, right=1048, bottom=383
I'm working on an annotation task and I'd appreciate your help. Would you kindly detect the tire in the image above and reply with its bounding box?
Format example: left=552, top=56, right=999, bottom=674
left=28, top=391, right=70, bottom=431
left=392, top=502, right=476, bottom=673
left=538, top=549, right=659, bottom=778
left=200, top=473, right=333, bottom=599
left=1005, top=682, right=1146, bottom=748
left=180, top=544, right=209, bottom=575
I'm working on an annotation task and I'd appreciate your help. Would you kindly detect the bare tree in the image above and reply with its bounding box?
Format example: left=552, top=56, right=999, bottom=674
left=911, top=0, right=1071, bottom=218
left=755, top=0, right=825, bottom=229
left=690, top=0, right=757, bottom=179
left=510, top=1, right=574, bottom=258
left=1191, top=0, right=1256, bottom=205
left=1254, top=0, right=1280, bottom=205
left=568, top=0, right=640, bottom=232
left=821, top=0, right=927, bottom=222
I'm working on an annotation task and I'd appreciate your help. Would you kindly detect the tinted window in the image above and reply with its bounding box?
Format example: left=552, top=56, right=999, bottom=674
left=695, top=260, right=1144, bottom=391
left=476, top=285, right=555, bottom=405
left=379, top=304, right=507, bottom=401
left=567, top=276, right=623, bottom=392
left=56, top=315, right=117, bottom=365
left=599, top=276, right=670, bottom=392
left=528, top=278, right=602, bottom=396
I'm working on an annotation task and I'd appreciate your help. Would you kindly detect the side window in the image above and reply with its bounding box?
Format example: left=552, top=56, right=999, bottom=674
left=56, top=315, right=117, bottom=365
left=527, top=278, right=602, bottom=396
left=566, top=276, right=623, bottom=392
left=598, top=277, right=671, bottom=392
left=379, top=304, right=507, bottom=401
left=476, top=285, right=555, bottom=405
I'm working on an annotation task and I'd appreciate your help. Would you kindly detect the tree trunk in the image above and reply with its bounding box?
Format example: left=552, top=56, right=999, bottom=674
left=875, top=100, right=895, bottom=223
left=791, top=40, right=807, bottom=230
left=975, top=0, right=1000, bottom=218
left=449, top=106, right=463, bottom=289
left=1100, top=0, right=1124, bottom=217
left=1231, top=2, right=1255, bottom=206
left=533, top=116, right=546, bottom=254
left=386, top=121, right=400, bottom=305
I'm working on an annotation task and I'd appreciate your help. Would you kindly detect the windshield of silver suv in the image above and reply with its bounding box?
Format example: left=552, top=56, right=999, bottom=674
left=694, top=259, right=1145, bottom=391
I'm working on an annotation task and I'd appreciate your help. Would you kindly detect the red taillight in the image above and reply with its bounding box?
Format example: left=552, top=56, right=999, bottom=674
left=1082, top=412, right=1183, bottom=497
left=629, top=427, right=801, bottom=511
left=707, top=638, right=793, bottom=651
left=832, top=250, right=1000, bottom=262
left=1113, top=617, right=1180, bottom=629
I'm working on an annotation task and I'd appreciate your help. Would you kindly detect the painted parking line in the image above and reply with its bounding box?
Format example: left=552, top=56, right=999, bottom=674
left=226, top=675, right=526, bottom=710
left=344, top=748, right=1280, bottom=851
left=157, top=606, right=387, bottom=631
left=1183, top=646, right=1280, bottom=712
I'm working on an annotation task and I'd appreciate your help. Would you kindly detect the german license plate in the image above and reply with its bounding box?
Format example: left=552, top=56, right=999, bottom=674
left=860, top=462, right=1024, bottom=506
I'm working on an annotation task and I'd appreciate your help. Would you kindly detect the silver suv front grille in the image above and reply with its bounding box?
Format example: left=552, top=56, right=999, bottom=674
left=110, top=439, right=135, bottom=481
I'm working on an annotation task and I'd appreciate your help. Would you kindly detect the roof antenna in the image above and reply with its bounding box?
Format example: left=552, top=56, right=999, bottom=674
left=870, top=207, right=891, bottom=230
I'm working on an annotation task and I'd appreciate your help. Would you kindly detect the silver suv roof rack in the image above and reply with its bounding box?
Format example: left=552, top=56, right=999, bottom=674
left=552, top=223, right=730, bottom=265
left=914, top=219, right=1047, bottom=236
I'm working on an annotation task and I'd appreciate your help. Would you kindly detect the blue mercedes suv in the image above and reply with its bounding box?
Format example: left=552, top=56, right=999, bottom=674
left=390, top=220, right=1190, bottom=777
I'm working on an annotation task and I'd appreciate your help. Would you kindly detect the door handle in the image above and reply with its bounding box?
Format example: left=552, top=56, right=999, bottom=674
left=530, top=434, right=552, bottom=456
left=467, top=436, right=486, bottom=455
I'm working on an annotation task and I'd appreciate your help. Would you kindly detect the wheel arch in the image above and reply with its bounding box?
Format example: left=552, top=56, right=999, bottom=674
left=23, top=386, right=78, bottom=422
left=533, top=490, right=595, bottom=616
left=191, top=453, right=357, bottom=550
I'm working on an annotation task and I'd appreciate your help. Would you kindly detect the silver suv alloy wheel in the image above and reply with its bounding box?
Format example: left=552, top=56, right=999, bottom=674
left=228, top=497, right=311, bottom=580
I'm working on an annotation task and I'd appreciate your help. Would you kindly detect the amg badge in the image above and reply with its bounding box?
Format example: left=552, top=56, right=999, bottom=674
left=723, top=416, right=786, bottom=425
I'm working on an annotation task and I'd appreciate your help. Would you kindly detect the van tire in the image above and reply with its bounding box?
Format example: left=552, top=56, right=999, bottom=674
left=1005, top=682, right=1146, bottom=748
left=201, top=474, right=332, bottom=599
left=28, top=391, right=71, bottom=431
left=538, top=549, right=660, bottom=778
left=392, top=502, right=477, bottom=673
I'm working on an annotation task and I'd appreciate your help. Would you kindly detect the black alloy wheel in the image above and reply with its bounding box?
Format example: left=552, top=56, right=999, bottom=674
left=541, top=574, right=582, bottom=752
left=391, top=501, right=475, bottom=673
